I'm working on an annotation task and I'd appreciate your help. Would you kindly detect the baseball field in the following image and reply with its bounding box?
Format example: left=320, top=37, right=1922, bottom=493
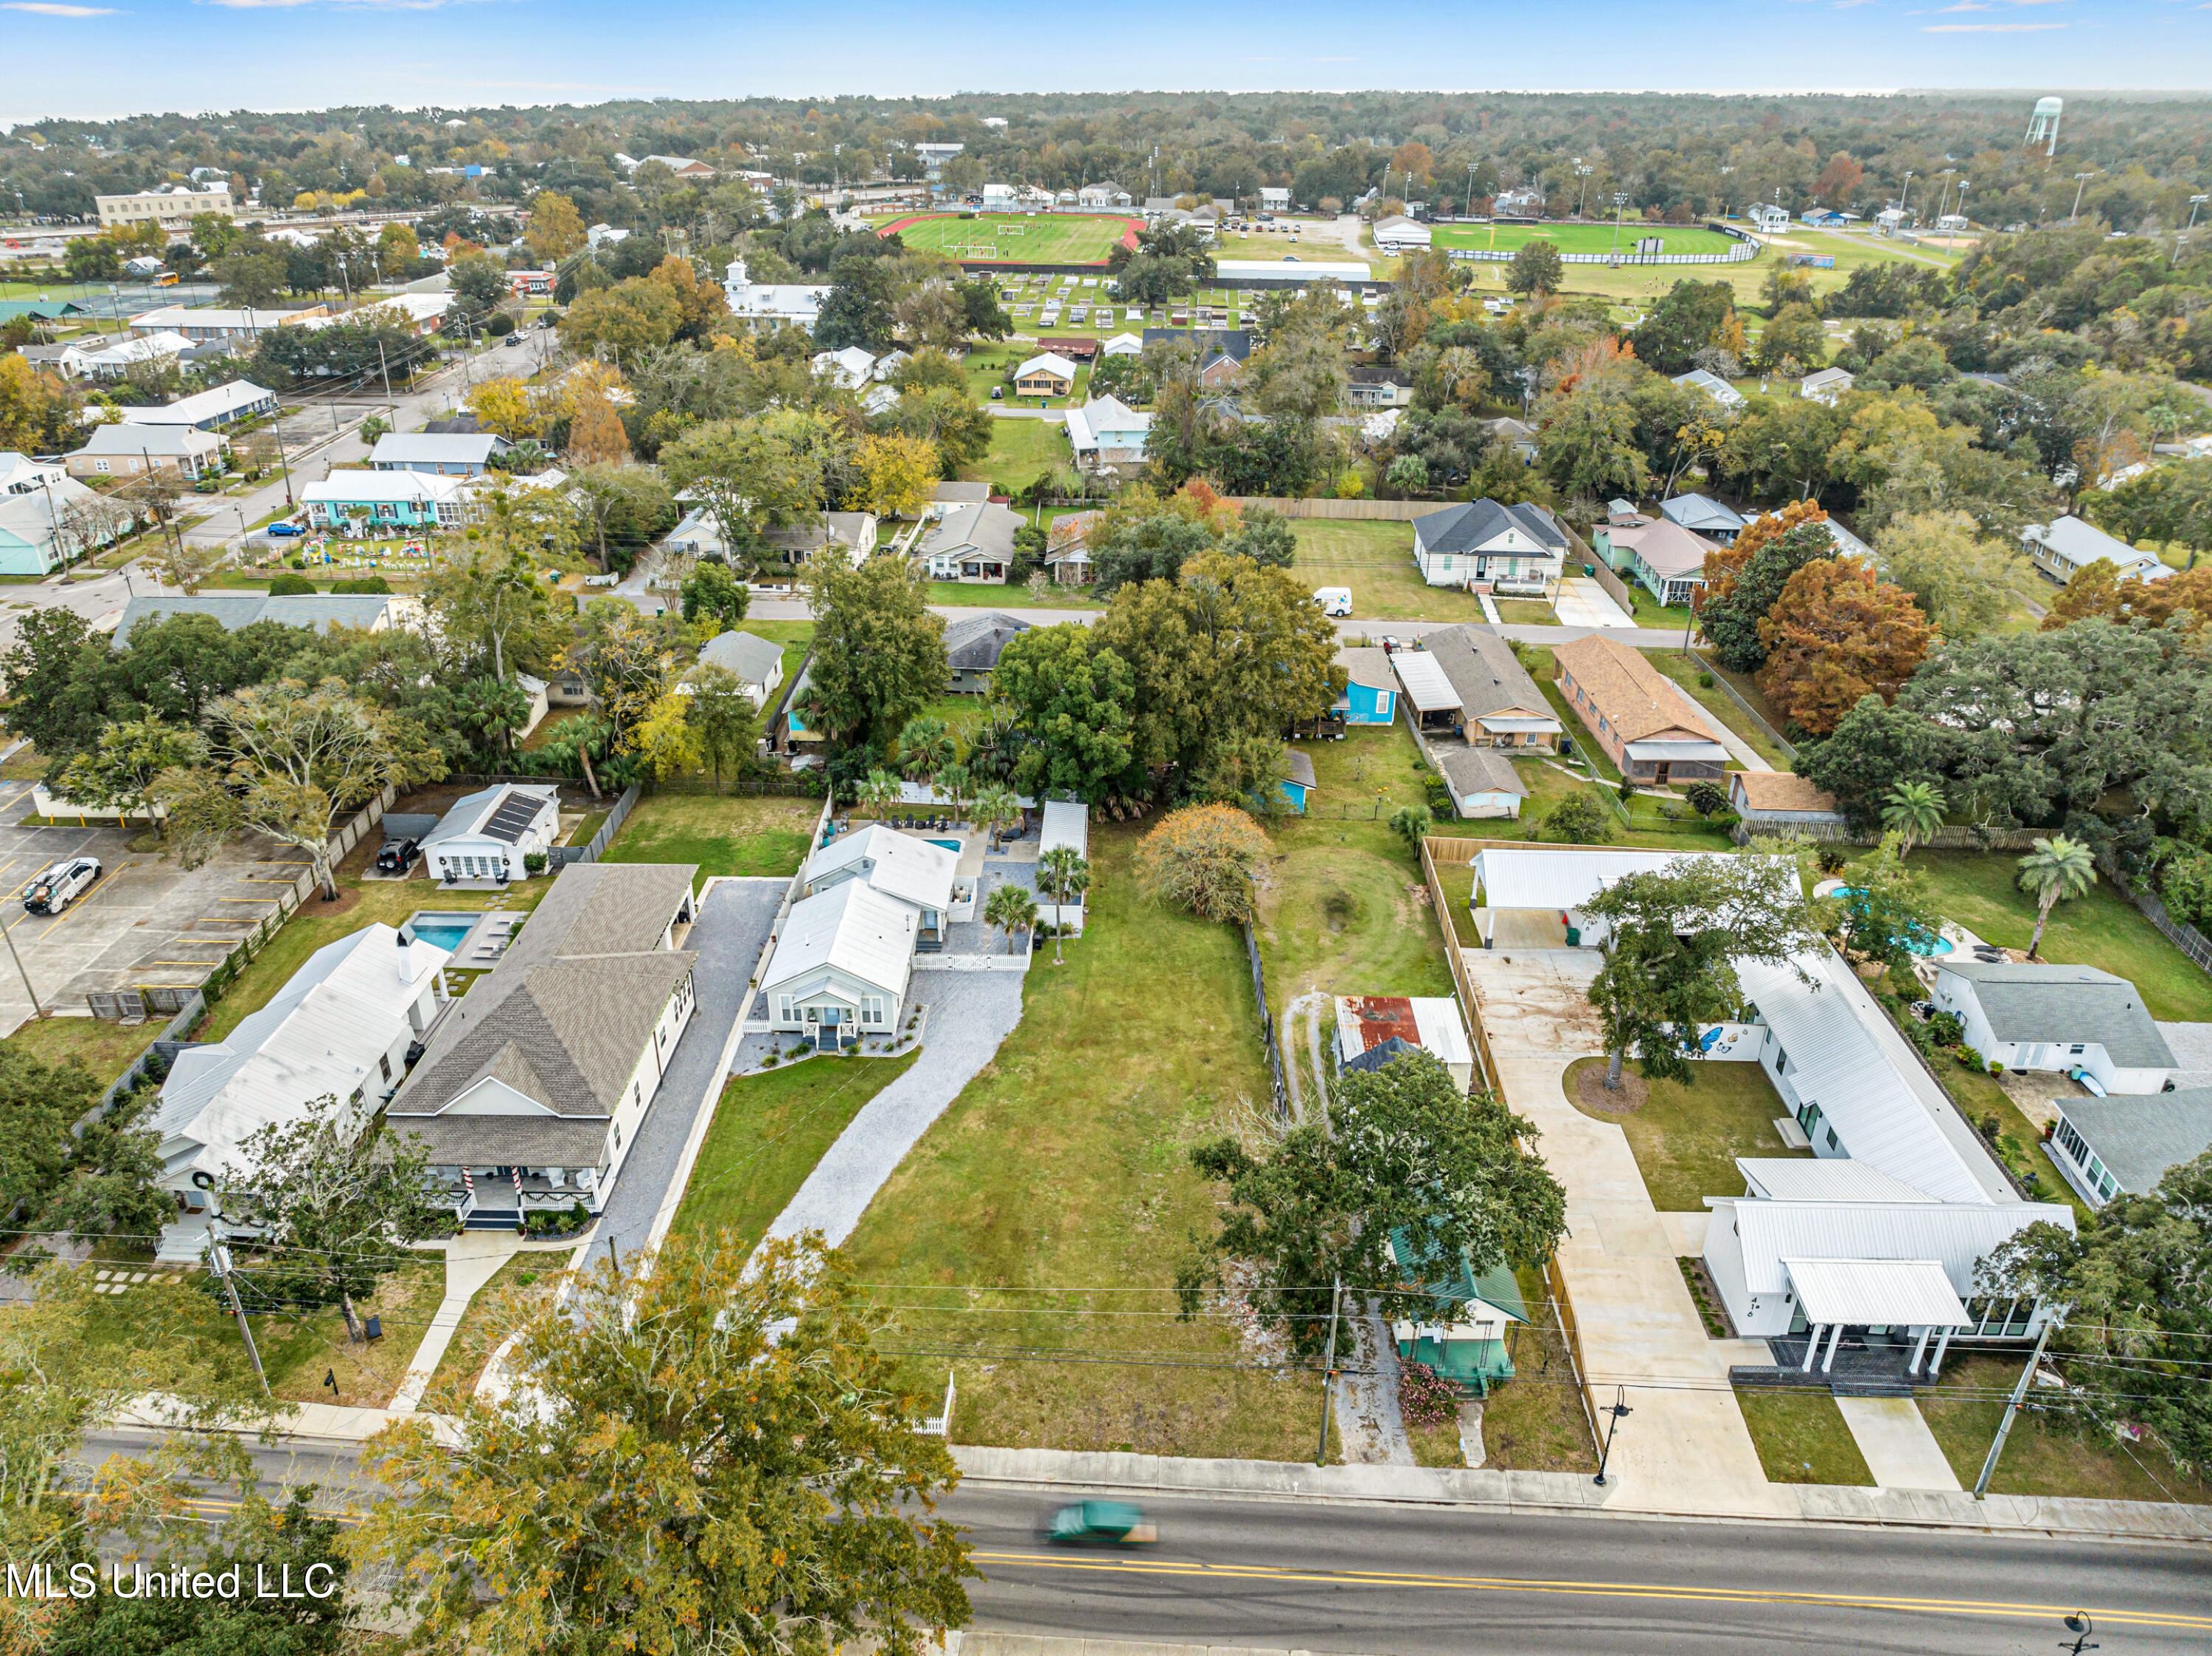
left=876, top=212, right=1141, bottom=265
left=1430, top=221, right=1739, bottom=257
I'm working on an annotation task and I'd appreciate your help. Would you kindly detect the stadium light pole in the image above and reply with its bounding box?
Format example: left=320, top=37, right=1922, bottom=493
left=1573, top=161, right=1593, bottom=220
left=2189, top=195, right=2208, bottom=231
left=2070, top=172, right=2098, bottom=223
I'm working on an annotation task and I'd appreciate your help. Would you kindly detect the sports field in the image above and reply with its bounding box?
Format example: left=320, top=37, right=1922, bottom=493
left=1431, top=222, right=1738, bottom=257
left=877, top=212, right=1141, bottom=265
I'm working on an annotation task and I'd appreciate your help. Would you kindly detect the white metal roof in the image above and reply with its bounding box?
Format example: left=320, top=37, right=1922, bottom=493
left=805, top=824, right=957, bottom=914
left=1738, top=950, right=2011, bottom=1203
left=1623, top=739, right=1731, bottom=761
left=152, top=923, right=448, bottom=1180
left=302, top=470, right=470, bottom=506
left=1040, top=800, right=1088, bottom=862
left=1015, top=352, right=1079, bottom=380
left=1391, top=651, right=1461, bottom=714
left=1782, top=1257, right=1971, bottom=1328
left=1410, top=998, right=1474, bottom=1070
left=762, top=879, right=917, bottom=1002
left=371, top=432, right=506, bottom=465
left=1717, top=1197, right=2075, bottom=1301
left=1470, top=846, right=1707, bottom=912
left=1735, top=1158, right=1935, bottom=1203
left=117, top=379, right=273, bottom=426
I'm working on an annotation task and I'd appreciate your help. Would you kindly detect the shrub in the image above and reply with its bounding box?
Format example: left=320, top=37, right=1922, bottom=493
left=1697, top=671, right=1715, bottom=688
left=523, top=852, right=548, bottom=874
left=1956, top=1045, right=1985, bottom=1070
left=1397, top=1360, right=1462, bottom=1430
left=1927, top=1010, right=1964, bottom=1048
left=1988, top=1059, right=2005, bottom=1076
left=485, top=311, right=516, bottom=337
left=330, top=575, right=392, bottom=594
left=1135, top=802, right=1271, bottom=923
left=287, top=554, right=307, bottom=570
left=1542, top=792, right=1611, bottom=846
left=1978, top=1112, right=2002, bottom=1143
left=1815, top=843, right=1850, bottom=876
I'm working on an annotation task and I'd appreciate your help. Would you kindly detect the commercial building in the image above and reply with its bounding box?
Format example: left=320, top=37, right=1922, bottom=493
left=96, top=184, right=234, bottom=230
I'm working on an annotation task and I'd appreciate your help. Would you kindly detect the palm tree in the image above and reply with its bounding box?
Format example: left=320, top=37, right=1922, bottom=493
left=2017, top=835, right=2096, bottom=961
left=856, top=768, right=902, bottom=818
left=933, top=760, right=971, bottom=826
left=897, top=715, right=953, bottom=782
left=973, top=784, right=1020, bottom=852
left=1880, top=779, right=1946, bottom=860
left=982, top=880, right=1037, bottom=956
left=1037, top=843, right=1090, bottom=964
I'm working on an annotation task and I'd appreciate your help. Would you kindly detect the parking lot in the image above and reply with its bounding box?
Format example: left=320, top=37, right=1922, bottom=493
left=0, top=781, right=308, bottom=1037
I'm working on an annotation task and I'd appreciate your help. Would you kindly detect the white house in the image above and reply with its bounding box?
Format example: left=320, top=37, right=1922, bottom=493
left=1669, top=369, right=1745, bottom=414
left=694, top=630, right=785, bottom=707
left=1432, top=747, right=1528, bottom=820
left=1079, top=182, right=1133, bottom=208
left=759, top=878, right=919, bottom=1051
left=720, top=258, right=832, bottom=333
left=2020, top=515, right=2173, bottom=586
left=152, top=923, right=449, bottom=1260
left=2048, top=1090, right=2212, bottom=1208
left=804, top=823, right=967, bottom=944
left=59, top=330, right=195, bottom=380
left=387, top=863, right=700, bottom=1225
left=369, top=431, right=511, bottom=475
left=1037, top=801, right=1090, bottom=937
left=1259, top=187, right=1292, bottom=212
left=1100, top=332, right=1145, bottom=358
left=1749, top=203, right=1792, bottom=234
left=812, top=346, right=879, bottom=389
left=421, top=782, right=562, bottom=884
left=1797, top=367, right=1855, bottom=406
left=1335, top=995, right=1475, bottom=1091
left=0, top=452, right=67, bottom=495
left=1373, top=215, right=1431, bottom=252
left=1931, top=961, right=2177, bottom=1094
left=117, top=379, right=278, bottom=430
left=1411, top=499, right=1570, bottom=591
left=919, top=500, right=1020, bottom=584
left=1064, top=395, right=1152, bottom=467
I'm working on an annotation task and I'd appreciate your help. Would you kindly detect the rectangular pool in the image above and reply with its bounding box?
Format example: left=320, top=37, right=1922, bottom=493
left=406, top=911, right=481, bottom=954
left=927, top=838, right=962, bottom=853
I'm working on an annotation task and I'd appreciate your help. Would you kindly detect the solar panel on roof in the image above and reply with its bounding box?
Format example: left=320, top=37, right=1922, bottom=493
left=482, top=793, right=546, bottom=844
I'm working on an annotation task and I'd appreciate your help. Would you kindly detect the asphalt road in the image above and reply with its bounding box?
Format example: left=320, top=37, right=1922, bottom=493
left=76, top=1430, right=2208, bottom=1655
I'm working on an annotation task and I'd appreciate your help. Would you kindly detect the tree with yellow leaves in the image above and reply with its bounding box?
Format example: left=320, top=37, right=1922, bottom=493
left=625, top=689, right=703, bottom=779
left=525, top=191, right=586, bottom=263
left=465, top=375, right=546, bottom=442
left=853, top=434, right=938, bottom=518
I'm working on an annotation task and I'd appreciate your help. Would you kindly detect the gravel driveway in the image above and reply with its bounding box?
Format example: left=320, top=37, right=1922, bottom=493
left=763, top=969, right=1027, bottom=1248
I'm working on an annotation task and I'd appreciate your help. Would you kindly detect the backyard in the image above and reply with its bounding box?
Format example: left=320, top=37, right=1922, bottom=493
left=957, top=417, right=1066, bottom=491
left=1565, top=1055, right=1808, bottom=1212
left=9, top=1013, right=166, bottom=1089
left=597, top=789, right=821, bottom=880
left=1292, top=520, right=1487, bottom=623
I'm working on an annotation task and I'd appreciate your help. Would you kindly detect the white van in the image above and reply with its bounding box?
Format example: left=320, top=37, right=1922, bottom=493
left=1314, top=587, right=1353, bottom=618
left=22, top=857, right=100, bottom=915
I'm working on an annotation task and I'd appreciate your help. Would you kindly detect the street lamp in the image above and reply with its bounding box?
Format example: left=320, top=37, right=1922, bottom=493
left=2062, top=1613, right=2098, bottom=1656
left=1592, top=1386, right=1633, bottom=1486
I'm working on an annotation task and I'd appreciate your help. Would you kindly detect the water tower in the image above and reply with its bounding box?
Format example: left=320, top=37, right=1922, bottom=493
left=2025, top=96, right=2062, bottom=158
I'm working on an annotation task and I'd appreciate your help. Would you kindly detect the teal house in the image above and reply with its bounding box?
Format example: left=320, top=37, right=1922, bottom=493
left=1276, top=749, right=1316, bottom=815
left=1387, top=1227, right=1529, bottom=1393
left=1335, top=646, right=1398, bottom=726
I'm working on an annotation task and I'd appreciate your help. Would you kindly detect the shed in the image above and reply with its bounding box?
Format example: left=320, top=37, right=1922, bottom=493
left=1433, top=746, right=1526, bottom=820
left=1730, top=771, right=1843, bottom=827
left=1277, top=749, right=1317, bottom=814
left=1335, top=995, right=1475, bottom=1091
left=421, top=782, right=562, bottom=884
left=1038, top=801, right=1091, bottom=936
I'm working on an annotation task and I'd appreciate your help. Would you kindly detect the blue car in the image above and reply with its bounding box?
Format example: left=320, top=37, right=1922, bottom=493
left=266, top=521, right=305, bottom=537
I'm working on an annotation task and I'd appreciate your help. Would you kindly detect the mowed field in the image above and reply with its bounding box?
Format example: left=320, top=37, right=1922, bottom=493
left=1431, top=221, right=1738, bottom=256
left=876, top=212, right=1140, bottom=265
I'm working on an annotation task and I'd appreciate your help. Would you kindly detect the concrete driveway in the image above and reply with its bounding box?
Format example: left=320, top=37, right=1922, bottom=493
left=1552, top=578, right=1636, bottom=630
left=763, top=968, right=1026, bottom=1248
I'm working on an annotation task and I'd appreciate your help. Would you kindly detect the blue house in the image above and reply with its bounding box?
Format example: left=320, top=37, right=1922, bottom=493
left=1387, top=1226, right=1530, bottom=1394
left=1335, top=646, right=1398, bottom=726
left=1277, top=749, right=1317, bottom=815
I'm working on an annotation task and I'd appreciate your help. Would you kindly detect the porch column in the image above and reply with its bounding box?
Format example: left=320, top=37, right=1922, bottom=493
left=1820, top=1321, right=1846, bottom=1374
left=1927, top=1324, right=1954, bottom=1379
left=1801, top=1325, right=1823, bottom=1372
left=1907, top=1324, right=1933, bottom=1375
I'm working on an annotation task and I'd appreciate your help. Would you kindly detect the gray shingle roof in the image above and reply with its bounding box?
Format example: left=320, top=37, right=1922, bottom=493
left=389, top=1113, right=614, bottom=1167
left=1940, top=961, right=2178, bottom=1071
left=1419, top=625, right=1556, bottom=724
left=698, top=630, right=784, bottom=685
left=389, top=863, right=699, bottom=1133
left=942, top=610, right=1031, bottom=672
left=1412, top=498, right=1568, bottom=557
left=2061, top=1089, right=2212, bottom=1194
left=920, top=501, right=1020, bottom=560
left=1433, top=745, right=1526, bottom=799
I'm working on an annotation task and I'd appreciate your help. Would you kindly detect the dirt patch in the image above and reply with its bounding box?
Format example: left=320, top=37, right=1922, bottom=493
left=301, top=883, right=362, bottom=919
left=1571, top=1060, right=1648, bottom=1114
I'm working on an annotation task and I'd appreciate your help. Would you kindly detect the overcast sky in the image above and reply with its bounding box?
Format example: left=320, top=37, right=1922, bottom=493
left=0, top=0, right=2205, bottom=125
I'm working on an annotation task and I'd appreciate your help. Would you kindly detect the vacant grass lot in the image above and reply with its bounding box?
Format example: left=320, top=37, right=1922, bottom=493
left=1484, top=1265, right=1600, bottom=1472
left=1432, top=223, right=1737, bottom=257
left=1735, top=1390, right=1875, bottom=1486
left=1293, top=520, right=1486, bottom=622
left=880, top=212, right=1138, bottom=265
left=959, top=417, right=1066, bottom=490
left=9, top=1015, right=165, bottom=1088
left=1565, top=1055, right=1807, bottom=1212
left=838, top=823, right=1324, bottom=1461
left=1919, top=1355, right=2212, bottom=1503
left=676, top=1052, right=922, bottom=1248
left=598, top=790, right=819, bottom=880
left=1911, top=850, right=2212, bottom=1022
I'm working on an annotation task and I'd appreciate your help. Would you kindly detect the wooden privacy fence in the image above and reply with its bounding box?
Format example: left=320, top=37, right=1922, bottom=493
left=1220, top=497, right=1434, bottom=521
left=1418, top=834, right=1494, bottom=1093
left=1545, top=1254, right=1607, bottom=1453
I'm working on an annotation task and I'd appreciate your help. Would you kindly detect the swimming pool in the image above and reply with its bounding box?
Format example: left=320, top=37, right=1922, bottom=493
left=928, top=838, right=962, bottom=853
left=406, top=911, right=480, bottom=953
left=1833, top=888, right=1953, bottom=956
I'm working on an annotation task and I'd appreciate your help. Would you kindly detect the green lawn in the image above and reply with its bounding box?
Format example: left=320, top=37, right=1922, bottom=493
left=1644, top=651, right=1790, bottom=768
left=959, top=417, right=1066, bottom=491
left=7, top=1015, right=165, bottom=1089
left=925, top=580, right=1094, bottom=609
left=1256, top=727, right=1456, bottom=1027
left=879, top=212, right=1138, bottom=266
left=1493, top=599, right=1557, bottom=625
left=677, top=1052, right=921, bottom=1247
left=598, top=790, right=820, bottom=880
left=422, top=1251, right=566, bottom=1407
left=1565, top=1055, right=1808, bottom=1212
left=1911, top=850, right=2212, bottom=1022
left=1292, top=520, right=1488, bottom=623
left=1734, top=1390, right=1876, bottom=1486
left=1481, top=1265, right=1600, bottom=1472
left=1919, top=1354, right=2212, bottom=1503
left=1941, top=1060, right=2090, bottom=1222
left=724, top=619, right=813, bottom=689
left=838, top=822, right=1326, bottom=1461
left=1432, top=223, right=1737, bottom=257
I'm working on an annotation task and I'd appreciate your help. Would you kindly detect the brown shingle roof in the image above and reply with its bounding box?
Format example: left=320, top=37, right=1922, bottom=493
left=1551, top=634, right=1710, bottom=746
left=1732, top=771, right=1840, bottom=815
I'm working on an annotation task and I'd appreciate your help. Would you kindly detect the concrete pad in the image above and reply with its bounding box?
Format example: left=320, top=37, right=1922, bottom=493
left=1835, top=1396, right=1963, bottom=1492
left=1662, top=1212, right=1710, bottom=1254
left=1553, top=578, right=1635, bottom=629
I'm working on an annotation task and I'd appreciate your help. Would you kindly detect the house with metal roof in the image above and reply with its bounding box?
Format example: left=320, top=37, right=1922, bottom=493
left=387, top=862, right=700, bottom=1225
left=1798, top=366, right=1855, bottom=406
left=421, top=782, right=562, bottom=885
left=2020, top=514, right=2172, bottom=586
left=1419, top=625, right=1561, bottom=754
left=1668, top=371, right=1745, bottom=414
left=1336, top=996, right=1475, bottom=1091
left=1391, top=650, right=1463, bottom=736
left=803, top=824, right=965, bottom=950
left=1038, top=801, right=1090, bottom=936
left=116, top=378, right=278, bottom=430
left=694, top=630, right=785, bottom=707
left=1012, top=352, right=1079, bottom=397
left=1410, top=499, right=1568, bottom=593
left=1552, top=633, right=1728, bottom=784
left=1931, top=961, right=2177, bottom=1095
left=2049, top=1089, right=2212, bottom=1207
left=759, top=879, right=920, bottom=1052
left=1064, top=395, right=1151, bottom=468
left=111, top=591, right=395, bottom=646
left=369, top=431, right=511, bottom=475
left=1385, top=1224, right=1527, bottom=1391
left=1658, top=492, right=1747, bottom=543
left=942, top=610, right=1031, bottom=691
left=302, top=468, right=478, bottom=531
left=152, top=922, right=450, bottom=1260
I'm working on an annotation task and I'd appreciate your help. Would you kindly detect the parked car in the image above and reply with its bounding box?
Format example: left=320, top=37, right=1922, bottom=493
left=989, top=385, right=1004, bottom=400
left=375, top=837, right=420, bottom=874
left=503, top=333, right=526, bottom=349
left=22, top=857, right=100, bottom=915
left=1045, top=1502, right=1155, bottom=1547
left=266, top=521, right=305, bottom=537
left=582, top=571, right=620, bottom=587
left=1314, top=586, right=1353, bottom=618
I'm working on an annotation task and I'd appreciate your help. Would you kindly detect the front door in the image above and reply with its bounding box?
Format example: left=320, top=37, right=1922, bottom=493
left=815, top=1009, right=842, bottom=1051
left=1654, top=762, right=1672, bottom=786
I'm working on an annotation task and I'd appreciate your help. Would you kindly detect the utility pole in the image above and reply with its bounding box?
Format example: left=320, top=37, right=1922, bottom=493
left=209, top=1242, right=271, bottom=1398
left=1313, top=1273, right=1343, bottom=1466
left=0, top=911, right=46, bottom=1019
left=1973, top=1318, right=2054, bottom=1498
left=2188, top=195, right=2208, bottom=232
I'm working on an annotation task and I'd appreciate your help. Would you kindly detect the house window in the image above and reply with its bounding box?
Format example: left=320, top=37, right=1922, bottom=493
left=93, top=459, right=110, bottom=474
left=862, top=995, right=887, bottom=1026
left=380, top=1053, right=393, bottom=1083
left=2054, top=1118, right=2088, bottom=1165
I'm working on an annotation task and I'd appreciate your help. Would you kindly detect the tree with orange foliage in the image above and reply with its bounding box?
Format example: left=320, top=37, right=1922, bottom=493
left=1756, top=557, right=1933, bottom=736
left=1134, top=802, right=1271, bottom=923
left=2043, top=560, right=2212, bottom=636
left=647, top=255, right=729, bottom=342
left=1699, top=498, right=1830, bottom=604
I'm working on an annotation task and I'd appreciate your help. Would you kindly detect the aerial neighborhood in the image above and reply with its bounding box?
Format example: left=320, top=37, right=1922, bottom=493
left=1, top=77, right=2211, bottom=1655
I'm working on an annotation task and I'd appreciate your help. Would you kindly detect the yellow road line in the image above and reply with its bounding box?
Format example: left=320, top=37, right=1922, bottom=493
left=968, top=1552, right=2212, bottom=1632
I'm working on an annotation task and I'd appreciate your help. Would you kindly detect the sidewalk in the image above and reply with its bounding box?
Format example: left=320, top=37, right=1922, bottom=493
left=387, top=1233, right=528, bottom=1414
